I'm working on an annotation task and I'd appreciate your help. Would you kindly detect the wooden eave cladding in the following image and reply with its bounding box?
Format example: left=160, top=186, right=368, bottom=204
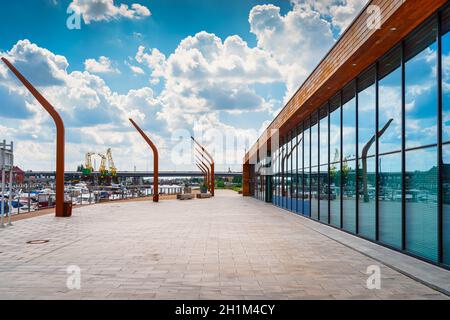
left=244, top=0, right=447, bottom=164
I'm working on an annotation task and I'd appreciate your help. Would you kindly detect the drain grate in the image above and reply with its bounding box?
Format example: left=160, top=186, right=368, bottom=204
left=26, top=240, right=50, bottom=245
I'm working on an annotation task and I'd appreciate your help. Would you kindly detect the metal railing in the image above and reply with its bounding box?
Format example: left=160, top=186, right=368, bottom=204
left=7, top=184, right=186, bottom=215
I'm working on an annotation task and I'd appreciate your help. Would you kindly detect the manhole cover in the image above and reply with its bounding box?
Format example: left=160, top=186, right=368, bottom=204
left=26, top=240, right=50, bottom=245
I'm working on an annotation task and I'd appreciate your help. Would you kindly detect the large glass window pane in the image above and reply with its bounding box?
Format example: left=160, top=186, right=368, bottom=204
left=311, top=113, right=319, bottom=219
left=275, top=148, right=279, bottom=206
left=304, top=120, right=311, bottom=216
left=292, top=130, right=297, bottom=212
left=285, top=138, right=290, bottom=209
left=379, top=47, right=402, bottom=154
left=311, top=166, right=319, bottom=220
left=320, top=105, right=329, bottom=165
left=444, top=145, right=450, bottom=265
left=276, top=143, right=280, bottom=206
left=343, top=159, right=357, bottom=233
left=286, top=132, right=292, bottom=210
left=329, top=94, right=341, bottom=227
left=320, top=164, right=329, bottom=223
left=297, top=125, right=304, bottom=215
left=342, top=83, right=357, bottom=233
left=342, top=84, right=357, bottom=161
left=319, top=105, right=329, bottom=223
left=289, top=131, right=295, bottom=211
left=442, top=7, right=450, bottom=265
left=358, top=156, right=376, bottom=239
left=405, top=18, right=438, bottom=149
left=272, top=149, right=277, bottom=205
left=280, top=138, right=286, bottom=208
left=358, top=68, right=376, bottom=239
left=379, top=152, right=402, bottom=248
left=405, top=147, right=438, bottom=262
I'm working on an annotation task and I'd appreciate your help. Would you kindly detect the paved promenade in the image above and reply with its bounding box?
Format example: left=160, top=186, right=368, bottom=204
left=0, top=190, right=447, bottom=300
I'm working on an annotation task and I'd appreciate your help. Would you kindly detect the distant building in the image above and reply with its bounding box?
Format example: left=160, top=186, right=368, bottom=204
left=0, top=166, right=25, bottom=184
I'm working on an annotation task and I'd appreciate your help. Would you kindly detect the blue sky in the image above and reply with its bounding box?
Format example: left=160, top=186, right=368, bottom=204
left=0, top=0, right=369, bottom=171
left=0, top=0, right=291, bottom=93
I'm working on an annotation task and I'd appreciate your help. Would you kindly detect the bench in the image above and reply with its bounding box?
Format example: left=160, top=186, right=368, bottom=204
left=177, top=194, right=194, bottom=200
left=196, top=193, right=212, bottom=199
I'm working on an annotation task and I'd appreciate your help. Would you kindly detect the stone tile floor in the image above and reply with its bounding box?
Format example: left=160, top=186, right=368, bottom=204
left=0, top=190, right=447, bottom=300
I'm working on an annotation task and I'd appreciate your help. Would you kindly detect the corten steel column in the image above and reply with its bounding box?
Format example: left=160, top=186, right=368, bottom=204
left=195, top=162, right=209, bottom=189
left=195, top=156, right=211, bottom=191
left=129, top=119, right=159, bottom=202
left=195, top=152, right=212, bottom=189
left=195, top=162, right=209, bottom=190
left=191, top=137, right=214, bottom=196
left=195, top=163, right=208, bottom=187
left=2, top=58, right=66, bottom=217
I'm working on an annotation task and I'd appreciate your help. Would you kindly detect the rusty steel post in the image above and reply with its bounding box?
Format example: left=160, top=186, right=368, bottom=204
left=195, top=162, right=209, bottom=190
left=129, top=119, right=159, bottom=202
left=195, top=149, right=213, bottom=192
left=195, top=156, right=211, bottom=192
left=195, top=163, right=208, bottom=187
left=191, top=137, right=214, bottom=196
left=1, top=58, right=66, bottom=217
left=195, top=152, right=212, bottom=191
left=196, top=160, right=210, bottom=191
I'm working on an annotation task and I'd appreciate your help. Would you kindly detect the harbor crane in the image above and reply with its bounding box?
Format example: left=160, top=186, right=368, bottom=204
left=83, top=152, right=96, bottom=175
left=106, top=148, right=117, bottom=177
left=97, top=153, right=108, bottom=177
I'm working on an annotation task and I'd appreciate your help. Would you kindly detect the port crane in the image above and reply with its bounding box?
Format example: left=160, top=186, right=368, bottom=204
left=97, top=153, right=108, bottom=177
left=106, top=148, right=117, bottom=177
left=81, top=149, right=118, bottom=184
left=83, top=152, right=96, bottom=175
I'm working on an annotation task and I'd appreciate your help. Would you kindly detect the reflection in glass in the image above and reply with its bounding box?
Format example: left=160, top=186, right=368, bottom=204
left=304, top=121, right=311, bottom=217
left=442, top=13, right=450, bottom=266
left=297, top=126, right=304, bottom=215
left=379, top=152, right=402, bottom=248
left=286, top=133, right=291, bottom=210
left=343, top=159, right=356, bottom=233
left=379, top=68, right=402, bottom=154
left=320, top=106, right=329, bottom=222
left=320, top=105, right=329, bottom=165
left=342, top=96, right=356, bottom=160
left=320, top=164, right=329, bottom=223
left=358, top=156, right=376, bottom=239
left=405, top=19, right=437, bottom=149
left=330, top=160, right=341, bottom=227
left=358, top=70, right=376, bottom=240
left=329, top=96, right=341, bottom=227
left=405, top=147, right=438, bottom=262
left=311, top=165, right=319, bottom=220
left=444, top=145, right=450, bottom=265
left=311, top=114, right=319, bottom=219
left=342, top=87, right=356, bottom=233
left=358, top=72, right=376, bottom=157
left=291, top=129, right=298, bottom=212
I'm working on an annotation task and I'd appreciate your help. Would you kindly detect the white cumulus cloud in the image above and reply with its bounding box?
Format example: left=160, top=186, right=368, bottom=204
left=84, top=56, right=120, bottom=74
left=68, top=0, right=151, bottom=24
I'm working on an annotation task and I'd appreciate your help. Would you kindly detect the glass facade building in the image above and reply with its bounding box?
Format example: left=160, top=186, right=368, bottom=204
left=251, top=5, right=450, bottom=268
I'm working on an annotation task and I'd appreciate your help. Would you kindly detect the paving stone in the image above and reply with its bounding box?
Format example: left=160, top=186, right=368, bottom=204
left=0, top=190, right=447, bottom=300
